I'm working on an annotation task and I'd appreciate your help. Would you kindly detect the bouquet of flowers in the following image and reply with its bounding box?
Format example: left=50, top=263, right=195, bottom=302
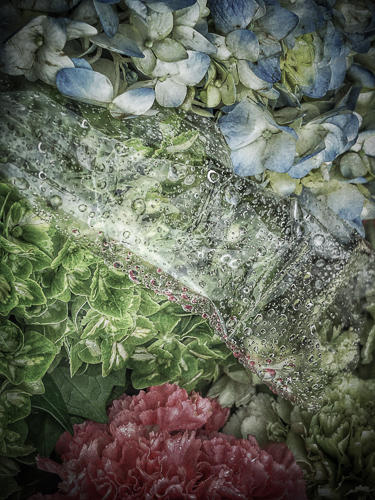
left=0, top=0, right=375, bottom=498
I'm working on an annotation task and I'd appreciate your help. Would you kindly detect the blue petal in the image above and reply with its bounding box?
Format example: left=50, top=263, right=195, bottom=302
left=257, top=0, right=299, bottom=40
left=231, top=140, right=267, bottom=176
left=325, top=112, right=360, bottom=144
left=248, top=55, right=281, bottom=84
left=174, top=50, right=210, bottom=85
left=218, top=100, right=269, bottom=150
left=321, top=123, right=347, bottom=162
left=93, top=0, right=119, bottom=37
left=225, top=29, right=259, bottom=61
left=300, top=65, right=331, bottom=98
left=208, top=0, right=259, bottom=34
left=111, top=87, right=155, bottom=115
left=345, top=177, right=368, bottom=184
left=71, top=58, right=93, bottom=70
left=348, top=63, right=375, bottom=89
left=287, top=154, right=322, bottom=178
left=91, top=33, right=144, bottom=57
left=286, top=0, right=325, bottom=37
left=56, top=67, right=113, bottom=104
left=326, top=185, right=364, bottom=228
left=264, top=132, right=296, bottom=173
left=13, top=0, right=80, bottom=13
left=124, top=0, right=148, bottom=19
left=95, top=0, right=120, bottom=3
left=155, top=78, right=187, bottom=107
left=328, top=56, right=347, bottom=91
left=144, top=0, right=196, bottom=12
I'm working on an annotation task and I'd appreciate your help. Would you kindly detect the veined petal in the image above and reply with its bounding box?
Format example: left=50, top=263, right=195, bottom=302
left=153, top=38, right=188, bottom=62
left=13, top=0, right=80, bottom=13
left=144, top=0, right=197, bottom=12
left=225, top=29, right=259, bottom=62
left=208, top=0, right=259, bottom=34
left=91, top=33, right=144, bottom=57
left=30, top=47, right=74, bottom=85
left=132, top=11, right=173, bottom=41
left=155, top=78, right=187, bottom=107
left=231, top=140, right=267, bottom=176
left=124, top=0, right=148, bottom=19
left=218, top=100, right=269, bottom=150
left=174, top=26, right=217, bottom=55
left=93, top=0, right=119, bottom=37
left=174, top=50, right=210, bottom=85
left=66, top=20, right=98, bottom=39
left=237, top=59, right=271, bottom=90
left=72, top=57, right=93, bottom=70
left=42, top=17, right=67, bottom=51
left=174, top=2, right=200, bottom=26
left=264, top=132, right=296, bottom=173
left=0, top=16, right=44, bottom=76
left=56, top=67, right=114, bottom=105
left=205, top=33, right=231, bottom=60
left=257, top=1, right=298, bottom=40
left=132, top=48, right=157, bottom=75
left=111, top=87, right=155, bottom=115
left=248, top=55, right=281, bottom=84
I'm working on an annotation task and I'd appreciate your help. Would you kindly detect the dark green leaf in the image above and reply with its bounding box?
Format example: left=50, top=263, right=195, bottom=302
left=138, top=290, right=161, bottom=316
left=0, top=320, right=23, bottom=353
left=31, top=373, right=73, bottom=433
left=0, top=262, right=17, bottom=316
left=14, top=278, right=46, bottom=307
left=27, top=411, right=65, bottom=457
left=0, top=388, right=31, bottom=424
left=23, top=300, right=68, bottom=325
left=50, top=364, right=125, bottom=423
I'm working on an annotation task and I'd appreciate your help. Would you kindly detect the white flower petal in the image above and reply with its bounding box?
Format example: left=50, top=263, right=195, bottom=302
left=205, top=33, right=232, bottom=61
left=31, top=47, right=74, bottom=85
left=132, top=48, right=157, bottom=76
left=155, top=78, right=187, bottom=107
left=152, top=38, right=187, bottom=62
left=132, top=11, right=173, bottom=41
left=174, top=50, right=210, bottom=85
left=66, top=20, right=98, bottom=40
left=111, top=87, right=155, bottom=116
left=174, top=2, right=200, bottom=26
left=237, top=59, right=270, bottom=91
left=173, top=25, right=216, bottom=55
left=152, top=58, right=179, bottom=77
left=231, top=140, right=267, bottom=177
left=225, top=29, right=259, bottom=62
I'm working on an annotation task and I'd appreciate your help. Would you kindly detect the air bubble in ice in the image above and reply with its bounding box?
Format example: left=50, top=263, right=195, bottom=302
left=37, top=142, right=46, bottom=153
left=78, top=204, right=87, bottom=212
left=207, top=170, right=219, bottom=183
left=313, top=234, right=325, bottom=246
left=39, top=171, right=46, bottom=180
left=131, top=198, right=146, bottom=215
left=80, top=119, right=89, bottom=129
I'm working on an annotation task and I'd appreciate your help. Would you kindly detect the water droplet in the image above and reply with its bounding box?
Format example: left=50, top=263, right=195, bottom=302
left=80, top=119, right=89, bottom=129
left=49, top=195, right=62, bottom=208
left=37, top=142, right=46, bottom=153
left=313, top=234, right=325, bottom=246
left=131, top=198, right=146, bottom=215
left=89, top=211, right=95, bottom=218
left=38, top=171, right=46, bottom=180
left=183, top=174, right=195, bottom=185
left=207, top=169, right=219, bottom=183
left=78, top=204, right=87, bottom=212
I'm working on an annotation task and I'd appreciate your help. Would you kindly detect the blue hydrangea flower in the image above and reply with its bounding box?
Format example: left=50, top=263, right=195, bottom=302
left=218, top=100, right=297, bottom=176
left=0, top=15, right=97, bottom=85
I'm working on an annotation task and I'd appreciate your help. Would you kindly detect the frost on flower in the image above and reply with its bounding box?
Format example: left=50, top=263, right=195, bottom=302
left=31, top=384, right=307, bottom=499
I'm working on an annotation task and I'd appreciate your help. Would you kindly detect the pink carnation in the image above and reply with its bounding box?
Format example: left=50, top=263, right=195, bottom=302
left=32, top=384, right=307, bottom=499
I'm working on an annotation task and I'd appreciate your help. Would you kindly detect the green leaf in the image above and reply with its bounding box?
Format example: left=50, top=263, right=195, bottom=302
left=7, top=257, right=32, bottom=279
left=71, top=295, right=87, bottom=330
left=31, top=373, right=73, bottom=433
left=77, top=339, right=102, bottom=364
left=50, top=364, right=125, bottom=423
left=14, top=278, right=46, bottom=307
left=148, top=305, right=180, bottom=334
left=0, top=331, right=57, bottom=384
left=0, top=387, right=31, bottom=424
left=89, top=265, right=134, bottom=319
left=67, top=268, right=91, bottom=296
left=126, top=316, right=155, bottom=346
left=51, top=240, right=97, bottom=271
left=0, top=236, right=51, bottom=271
left=23, top=300, right=68, bottom=325
left=0, top=419, right=34, bottom=457
left=27, top=411, right=65, bottom=457
left=0, top=320, right=23, bottom=353
left=42, top=267, right=68, bottom=299
left=101, top=337, right=132, bottom=376
left=138, top=290, right=161, bottom=316
left=0, top=262, right=17, bottom=316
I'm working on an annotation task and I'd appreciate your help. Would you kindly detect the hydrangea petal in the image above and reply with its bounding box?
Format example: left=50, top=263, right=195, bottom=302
left=155, top=78, right=187, bottom=107
left=56, top=67, right=114, bottom=105
left=324, top=112, right=360, bottom=144
left=231, top=140, right=267, bottom=176
left=174, top=50, right=210, bottom=85
left=174, top=2, right=200, bottom=26
left=93, top=0, right=119, bottom=37
left=237, top=60, right=271, bottom=90
left=66, top=20, right=98, bottom=39
left=264, top=132, right=296, bottom=173
left=287, top=153, right=323, bottom=178
left=132, top=10, right=173, bottom=41
left=320, top=123, right=347, bottom=162
left=283, top=0, right=325, bottom=38
left=124, top=0, right=148, bottom=19
left=218, top=100, right=269, bottom=150
left=208, top=0, right=259, bottom=34
left=91, top=32, right=144, bottom=57
left=174, top=26, right=217, bottom=55
left=205, top=33, right=231, bottom=60
left=152, top=58, right=179, bottom=77
left=132, top=48, right=156, bottom=75
left=225, top=30, right=259, bottom=62
left=248, top=55, right=281, bottom=84
left=0, top=16, right=44, bottom=76
left=348, top=64, right=375, bottom=89
left=72, top=57, right=93, bottom=70
left=30, top=47, right=74, bottom=85
left=42, top=17, right=67, bottom=51
left=111, top=87, right=155, bottom=115
left=326, top=185, right=364, bottom=233
left=152, top=38, right=188, bottom=62
left=300, top=64, right=332, bottom=98
left=257, top=0, right=298, bottom=40
left=144, top=0, right=197, bottom=12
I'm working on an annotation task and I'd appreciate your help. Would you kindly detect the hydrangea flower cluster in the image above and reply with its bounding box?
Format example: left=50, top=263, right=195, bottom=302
left=0, top=0, right=374, bottom=233
left=31, top=384, right=307, bottom=499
